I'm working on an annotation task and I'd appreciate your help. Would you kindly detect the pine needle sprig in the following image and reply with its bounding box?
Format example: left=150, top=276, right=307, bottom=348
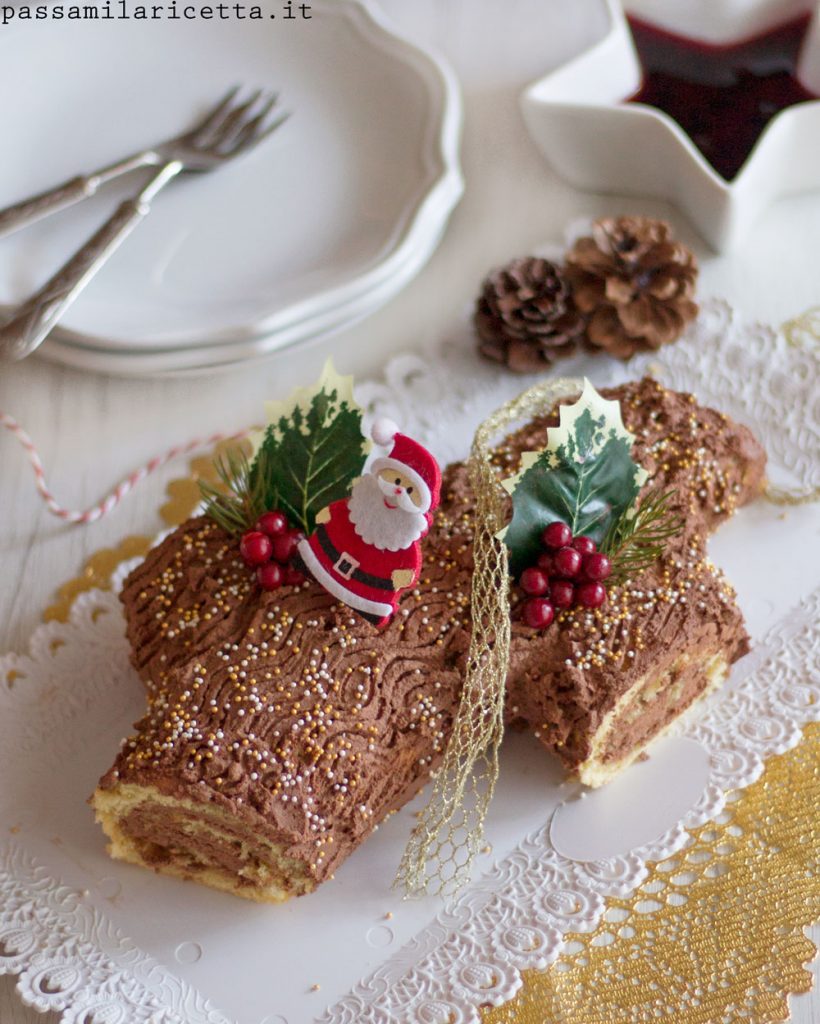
left=601, top=487, right=684, bottom=585
left=198, top=446, right=271, bottom=536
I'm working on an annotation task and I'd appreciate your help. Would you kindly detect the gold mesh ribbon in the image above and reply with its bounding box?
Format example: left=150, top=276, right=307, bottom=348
left=782, top=305, right=820, bottom=348
left=765, top=485, right=820, bottom=506
left=485, top=721, right=820, bottom=1024
left=772, top=308, right=820, bottom=505
left=395, top=377, right=583, bottom=899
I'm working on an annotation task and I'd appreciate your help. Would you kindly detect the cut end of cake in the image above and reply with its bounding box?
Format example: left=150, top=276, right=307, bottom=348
left=92, top=783, right=315, bottom=903
left=573, top=651, right=730, bottom=788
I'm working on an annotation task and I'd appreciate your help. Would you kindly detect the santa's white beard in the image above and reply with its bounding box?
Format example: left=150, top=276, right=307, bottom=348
left=348, top=474, right=427, bottom=551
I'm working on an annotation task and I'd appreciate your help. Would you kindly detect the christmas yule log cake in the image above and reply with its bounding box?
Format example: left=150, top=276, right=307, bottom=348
left=93, top=374, right=766, bottom=902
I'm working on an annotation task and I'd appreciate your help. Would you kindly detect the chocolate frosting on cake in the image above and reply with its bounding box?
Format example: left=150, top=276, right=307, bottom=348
left=97, top=379, right=766, bottom=894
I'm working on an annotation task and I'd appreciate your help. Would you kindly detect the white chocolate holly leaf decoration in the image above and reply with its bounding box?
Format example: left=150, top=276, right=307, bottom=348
left=499, top=379, right=648, bottom=575
left=249, top=360, right=370, bottom=534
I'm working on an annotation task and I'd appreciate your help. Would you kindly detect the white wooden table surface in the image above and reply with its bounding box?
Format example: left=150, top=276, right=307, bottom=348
left=1, top=2, right=817, bottom=1020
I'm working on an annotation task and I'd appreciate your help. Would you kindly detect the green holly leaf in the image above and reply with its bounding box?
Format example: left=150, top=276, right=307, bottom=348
left=499, top=379, right=648, bottom=575
left=248, top=361, right=370, bottom=534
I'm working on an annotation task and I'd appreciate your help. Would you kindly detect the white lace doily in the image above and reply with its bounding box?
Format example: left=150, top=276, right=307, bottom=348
left=1, top=299, right=818, bottom=1024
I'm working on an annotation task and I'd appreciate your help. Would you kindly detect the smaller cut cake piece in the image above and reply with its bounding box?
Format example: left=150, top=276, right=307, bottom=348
left=499, top=378, right=766, bottom=785
left=506, top=544, right=748, bottom=786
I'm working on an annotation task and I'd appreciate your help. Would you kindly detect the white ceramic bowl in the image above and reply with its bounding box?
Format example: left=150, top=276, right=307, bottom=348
left=521, top=0, right=820, bottom=251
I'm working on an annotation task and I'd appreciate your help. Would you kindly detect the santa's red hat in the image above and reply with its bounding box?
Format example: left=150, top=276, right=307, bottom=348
left=370, top=418, right=441, bottom=514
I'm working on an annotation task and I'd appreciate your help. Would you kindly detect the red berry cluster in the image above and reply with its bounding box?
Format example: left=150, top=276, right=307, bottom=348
left=239, top=510, right=306, bottom=591
left=518, top=521, right=611, bottom=630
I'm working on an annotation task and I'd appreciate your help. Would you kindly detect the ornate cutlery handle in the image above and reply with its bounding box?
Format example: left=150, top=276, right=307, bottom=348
left=0, top=154, right=153, bottom=240
left=0, top=162, right=180, bottom=361
left=0, top=176, right=98, bottom=239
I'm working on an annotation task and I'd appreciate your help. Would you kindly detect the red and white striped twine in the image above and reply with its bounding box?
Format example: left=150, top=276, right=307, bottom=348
left=1, top=411, right=250, bottom=525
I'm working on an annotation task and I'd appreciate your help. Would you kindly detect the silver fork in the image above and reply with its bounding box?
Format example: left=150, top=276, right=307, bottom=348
left=0, top=87, right=288, bottom=361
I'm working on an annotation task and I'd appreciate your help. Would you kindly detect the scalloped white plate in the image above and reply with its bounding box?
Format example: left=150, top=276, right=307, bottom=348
left=1, top=302, right=818, bottom=1024
left=0, top=0, right=462, bottom=367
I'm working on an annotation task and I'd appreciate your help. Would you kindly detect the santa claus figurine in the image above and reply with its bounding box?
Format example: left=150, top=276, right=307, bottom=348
left=296, top=419, right=442, bottom=627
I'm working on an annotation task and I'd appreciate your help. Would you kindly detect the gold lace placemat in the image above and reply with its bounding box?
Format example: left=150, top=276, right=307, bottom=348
left=486, top=724, right=820, bottom=1024
left=45, top=449, right=819, bottom=1024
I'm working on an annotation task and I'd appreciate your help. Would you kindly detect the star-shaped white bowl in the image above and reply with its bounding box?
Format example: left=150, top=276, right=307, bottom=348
left=521, top=0, right=820, bottom=251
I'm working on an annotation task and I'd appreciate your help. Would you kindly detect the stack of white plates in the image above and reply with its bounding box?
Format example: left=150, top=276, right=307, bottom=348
left=0, top=0, right=462, bottom=376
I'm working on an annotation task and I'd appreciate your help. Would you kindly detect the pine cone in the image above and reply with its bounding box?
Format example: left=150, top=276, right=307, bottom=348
left=474, top=257, right=584, bottom=373
left=565, top=217, right=698, bottom=359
